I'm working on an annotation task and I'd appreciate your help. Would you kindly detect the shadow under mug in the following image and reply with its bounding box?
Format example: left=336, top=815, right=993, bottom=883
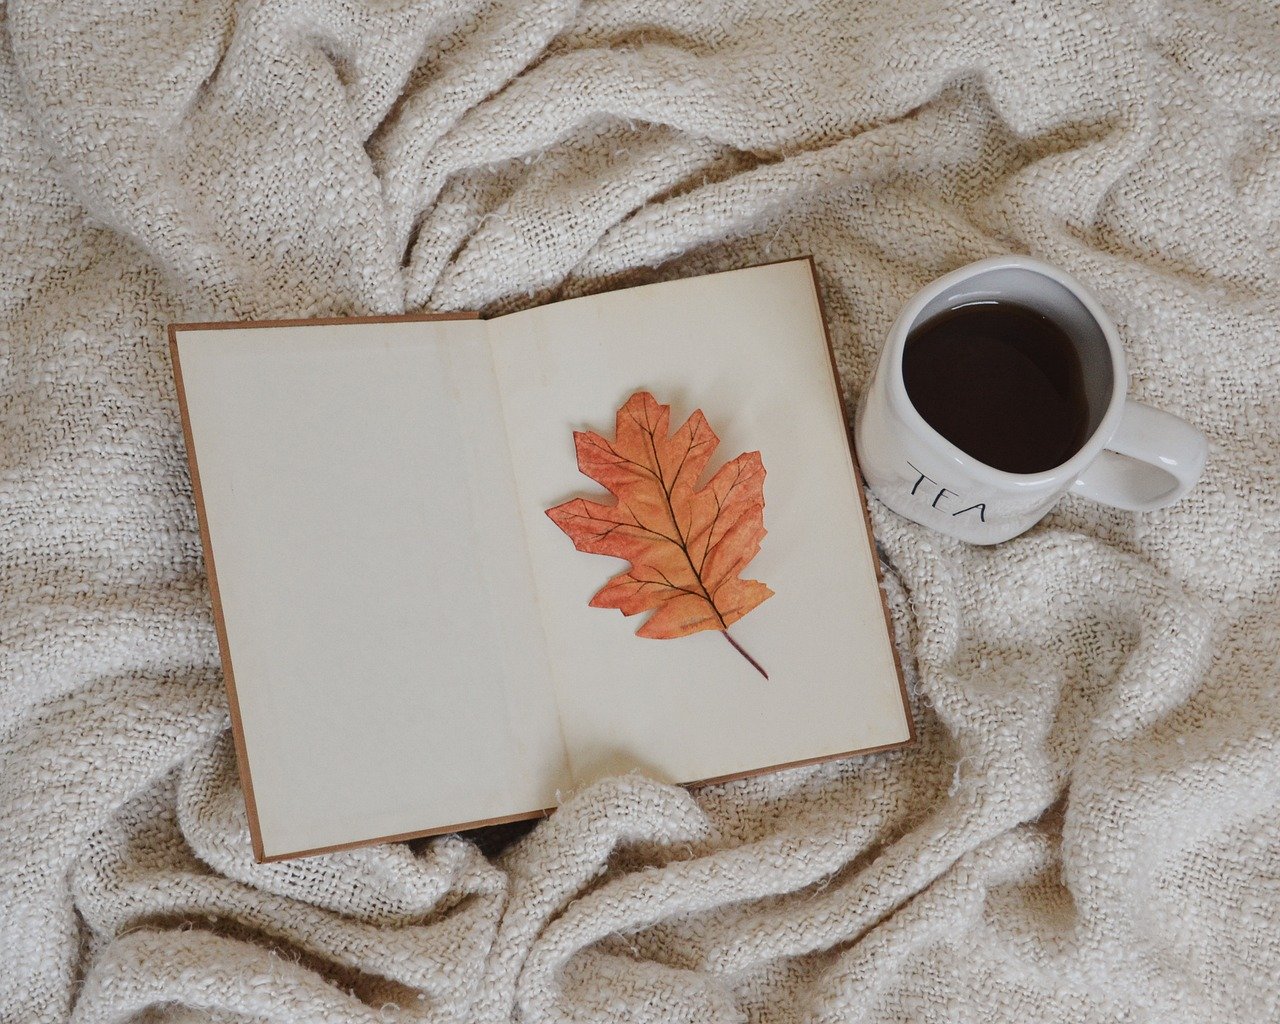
left=854, top=256, right=1208, bottom=544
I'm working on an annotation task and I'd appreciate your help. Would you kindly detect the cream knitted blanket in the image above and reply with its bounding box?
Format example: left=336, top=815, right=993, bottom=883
left=2, top=1, right=1277, bottom=1021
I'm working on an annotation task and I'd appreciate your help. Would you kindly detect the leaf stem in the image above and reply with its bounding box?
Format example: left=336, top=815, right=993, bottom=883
left=721, top=630, right=768, bottom=680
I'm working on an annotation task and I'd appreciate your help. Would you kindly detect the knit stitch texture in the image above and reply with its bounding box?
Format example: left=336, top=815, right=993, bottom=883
left=1, top=1, right=1277, bottom=1022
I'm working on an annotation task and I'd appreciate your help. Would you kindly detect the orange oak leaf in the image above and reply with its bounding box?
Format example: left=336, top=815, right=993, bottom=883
left=546, top=391, right=773, bottom=678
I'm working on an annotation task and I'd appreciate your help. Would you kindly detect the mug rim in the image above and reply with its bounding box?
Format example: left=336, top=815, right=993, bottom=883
left=884, top=255, right=1128, bottom=488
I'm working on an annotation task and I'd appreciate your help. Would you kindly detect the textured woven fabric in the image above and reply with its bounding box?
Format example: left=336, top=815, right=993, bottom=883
left=2, top=1, right=1278, bottom=1021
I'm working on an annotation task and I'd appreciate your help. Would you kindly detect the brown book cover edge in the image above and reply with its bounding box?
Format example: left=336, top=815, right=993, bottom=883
left=168, top=259, right=914, bottom=863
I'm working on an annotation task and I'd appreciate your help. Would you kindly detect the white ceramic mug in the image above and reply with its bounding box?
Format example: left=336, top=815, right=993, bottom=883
left=854, top=256, right=1208, bottom=544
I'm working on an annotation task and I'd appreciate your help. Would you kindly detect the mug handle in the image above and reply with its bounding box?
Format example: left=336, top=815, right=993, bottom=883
left=1069, top=400, right=1208, bottom=512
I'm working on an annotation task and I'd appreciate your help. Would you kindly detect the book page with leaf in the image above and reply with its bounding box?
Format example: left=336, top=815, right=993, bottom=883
left=489, top=260, right=911, bottom=789
left=171, top=319, right=570, bottom=858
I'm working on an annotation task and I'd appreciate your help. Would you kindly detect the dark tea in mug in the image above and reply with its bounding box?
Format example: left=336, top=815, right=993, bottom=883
left=901, top=301, right=1089, bottom=474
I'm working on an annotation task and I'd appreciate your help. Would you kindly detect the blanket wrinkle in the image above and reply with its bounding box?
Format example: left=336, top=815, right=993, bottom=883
left=2, top=1, right=1278, bottom=1023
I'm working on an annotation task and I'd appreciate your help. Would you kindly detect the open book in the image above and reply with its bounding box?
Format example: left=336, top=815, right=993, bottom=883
left=170, top=258, right=912, bottom=861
